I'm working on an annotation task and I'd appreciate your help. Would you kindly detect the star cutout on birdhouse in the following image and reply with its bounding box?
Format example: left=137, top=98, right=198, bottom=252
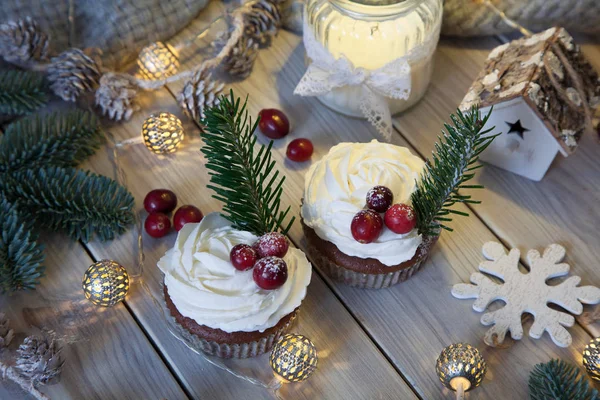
left=460, top=27, right=600, bottom=181
left=506, top=120, right=529, bottom=139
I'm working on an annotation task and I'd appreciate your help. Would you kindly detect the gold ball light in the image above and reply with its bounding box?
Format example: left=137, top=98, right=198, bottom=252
left=270, top=334, right=318, bottom=383
left=436, top=343, right=487, bottom=394
left=82, top=260, right=130, bottom=307
left=138, top=42, right=179, bottom=80
left=142, top=112, right=184, bottom=154
left=583, top=337, right=600, bottom=381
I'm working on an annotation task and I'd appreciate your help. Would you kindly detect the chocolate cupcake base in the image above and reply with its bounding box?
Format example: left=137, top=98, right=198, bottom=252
left=303, top=221, right=438, bottom=289
left=164, top=285, right=297, bottom=358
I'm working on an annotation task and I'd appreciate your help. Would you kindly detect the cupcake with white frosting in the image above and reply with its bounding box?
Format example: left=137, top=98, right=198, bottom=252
left=301, top=140, right=436, bottom=289
left=158, top=213, right=312, bottom=358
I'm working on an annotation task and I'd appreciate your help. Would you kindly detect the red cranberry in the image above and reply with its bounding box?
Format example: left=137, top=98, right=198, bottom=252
left=144, top=189, right=178, bottom=214
left=173, top=205, right=203, bottom=231
left=258, top=109, right=290, bottom=139
left=286, top=138, right=313, bottom=162
left=366, top=186, right=393, bottom=213
left=351, top=210, right=383, bottom=244
left=254, top=232, right=289, bottom=258
left=253, top=257, right=288, bottom=290
left=385, top=204, right=417, bottom=234
left=230, top=244, right=258, bottom=271
left=144, top=213, right=171, bottom=238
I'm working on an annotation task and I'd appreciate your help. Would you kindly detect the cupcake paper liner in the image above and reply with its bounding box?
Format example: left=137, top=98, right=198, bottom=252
left=305, top=236, right=437, bottom=289
left=164, top=295, right=297, bottom=358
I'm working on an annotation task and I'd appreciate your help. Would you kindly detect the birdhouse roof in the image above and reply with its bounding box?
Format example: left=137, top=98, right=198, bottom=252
left=461, top=28, right=600, bottom=155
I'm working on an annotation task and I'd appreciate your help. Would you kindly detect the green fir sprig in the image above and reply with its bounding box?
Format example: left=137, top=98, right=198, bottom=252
left=529, top=359, right=598, bottom=400
left=0, top=109, right=135, bottom=293
left=0, top=110, right=103, bottom=172
left=200, top=91, right=294, bottom=236
left=411, top=106, right=499, bottom=237
left=0, top=70, right=48, bottom=116
left=2, top=167, right=135, bottom=242
left=0, top=195, right=45, bottom=293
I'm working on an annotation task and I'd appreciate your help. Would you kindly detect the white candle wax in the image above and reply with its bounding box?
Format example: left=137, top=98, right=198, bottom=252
left=309, top=0, right=440, bottom=117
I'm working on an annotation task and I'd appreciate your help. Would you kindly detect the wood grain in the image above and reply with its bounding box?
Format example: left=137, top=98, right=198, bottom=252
left=0, top=233, right=187, bottom=400
left=162, top=11, right=595, bottom=399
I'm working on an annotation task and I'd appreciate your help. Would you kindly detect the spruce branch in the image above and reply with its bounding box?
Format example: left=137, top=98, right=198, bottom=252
left=200, top=90, right=294, bottom=235
left=0, top=110, right=103, bottom=173
left=529, top=359, right=598, bottom=400
left=411, top=106, right=499, bottom=237
left=2, top=166, right=135, bottom=243
left=0, top=70, right=48, bottom=116
left=0, top=194, right=45, bottom=294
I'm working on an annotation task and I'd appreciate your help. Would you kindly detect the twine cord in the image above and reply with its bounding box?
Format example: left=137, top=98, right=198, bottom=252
left=130, top=10, right=246, bottom=91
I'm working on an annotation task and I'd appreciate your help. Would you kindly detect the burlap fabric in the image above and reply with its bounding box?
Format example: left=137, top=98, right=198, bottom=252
left=2, top=0, right=209, bottom=70
left=443, top=0, right=600, bottom=37
left=265, top=0, right=600, bottom=38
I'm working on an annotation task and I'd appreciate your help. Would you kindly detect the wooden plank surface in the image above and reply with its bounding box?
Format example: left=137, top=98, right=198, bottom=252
left=81, top=89, right=419, bottom=399
left=0, top=233, right=187, bottom=400
left=163, top=14, right=596, bottom=399
left=391, top=36, right=600, bottom=338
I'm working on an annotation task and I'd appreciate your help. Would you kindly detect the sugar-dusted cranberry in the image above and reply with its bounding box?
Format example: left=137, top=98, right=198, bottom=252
left=144, top=189, right=178, bottom=214
left=144, top=213, right=171, bottom=238
left=385, top=203, right=417, bottom=234
left=351, top=209, right=383, bottom=244
left=173, top=205, right=203, bottom=231
left=253, top=232, right=289, bottom=258
left=366, top=185, right=393, bottom=213
left=286, top=138, right=313, bottom=162
left=230, top=244, right=258, bottom=271
left=253, top=257, right=288, bottom=290
left=258, top=109, right=290, bottom=139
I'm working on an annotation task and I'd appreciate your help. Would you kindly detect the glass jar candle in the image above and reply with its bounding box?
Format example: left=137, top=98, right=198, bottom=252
left=305, top=0, right=443, bottom=117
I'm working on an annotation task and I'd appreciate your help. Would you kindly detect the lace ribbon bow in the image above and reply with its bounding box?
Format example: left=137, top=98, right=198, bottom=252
left=294, top=21, right=413, bottom=141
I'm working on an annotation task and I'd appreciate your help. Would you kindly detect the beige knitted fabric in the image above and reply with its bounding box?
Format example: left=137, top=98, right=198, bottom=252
left=443, top=0, right=600, bottom=37
left=2, top=0, right=209, bottom=70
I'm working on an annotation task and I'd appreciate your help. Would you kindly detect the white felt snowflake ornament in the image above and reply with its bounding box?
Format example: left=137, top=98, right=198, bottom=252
left=452, top=242, right=600, bottom=348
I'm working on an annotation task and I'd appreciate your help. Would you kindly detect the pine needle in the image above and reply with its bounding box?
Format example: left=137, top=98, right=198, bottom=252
left=0, top=195, right=45, bottom=294
left=0, top=70, right=49, bottom=116
left=2, top=166, right=135, bottom=243
left=529, top=359, right=598, bottom=400
left=411, top=106, right=499, bottom=237
left=200, top=90, right=294, bottom=235
left=0, top=109, right=104, bottom=173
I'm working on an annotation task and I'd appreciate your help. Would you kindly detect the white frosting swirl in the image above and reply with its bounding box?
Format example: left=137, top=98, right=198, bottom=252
left=301, top=140, right=425, bottom=266
left=158, top=213, right=312, bottom=333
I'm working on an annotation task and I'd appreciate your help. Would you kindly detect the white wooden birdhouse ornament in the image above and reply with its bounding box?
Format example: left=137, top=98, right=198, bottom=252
left=461, top=28, right=600, bottom=181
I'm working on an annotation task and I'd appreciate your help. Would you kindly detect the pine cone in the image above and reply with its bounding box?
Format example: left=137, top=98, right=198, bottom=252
left=214, top=31, right=259, bottom=79
left=48, top=48, right=102, bottom=102
left=179, top=69, right=225, bottom=121
left=244, top=0, right=282, bottom=44
left=0, top=313, right=14, bottom=349
left=95, top=72, right=140, bottom=121
left=0, top=17, right=48, bottom=64
left=16, top=335, right=64, bottom=385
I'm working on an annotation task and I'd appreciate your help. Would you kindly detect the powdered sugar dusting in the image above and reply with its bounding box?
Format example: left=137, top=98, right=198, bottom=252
left=255, top=232, right=289, bottom=258
left=261, top=257, right=287, bottom=274
left=253, top=256, right=288, bottom=290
